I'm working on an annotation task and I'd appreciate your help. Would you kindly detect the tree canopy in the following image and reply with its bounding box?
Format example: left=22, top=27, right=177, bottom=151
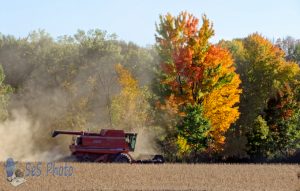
left=156, top=12, right=241, bottom=153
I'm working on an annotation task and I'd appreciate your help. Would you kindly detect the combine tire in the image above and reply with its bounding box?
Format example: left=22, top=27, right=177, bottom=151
left=153, top=155, right=165, bottom=163
left=114, top=153, right=131, bottom=163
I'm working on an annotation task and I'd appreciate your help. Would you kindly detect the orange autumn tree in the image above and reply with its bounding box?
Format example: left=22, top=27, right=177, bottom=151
left=155, top=12, right=241, bottom=152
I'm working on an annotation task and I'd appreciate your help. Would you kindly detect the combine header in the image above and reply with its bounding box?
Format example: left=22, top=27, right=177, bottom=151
left=52, top=129, right=164, bottom=163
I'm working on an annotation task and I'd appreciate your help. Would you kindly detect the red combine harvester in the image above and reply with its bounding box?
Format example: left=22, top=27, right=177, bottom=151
left=52, top=129, right=164, bottom=163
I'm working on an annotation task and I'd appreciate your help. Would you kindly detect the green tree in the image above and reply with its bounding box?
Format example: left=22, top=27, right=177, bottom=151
left=247, top=84, right=300, bottom=160
left=177, top=104, right=211, bottom=154
left=264, top=84, right=300, bottom=158
left=246, top=115, right=269, bottom=160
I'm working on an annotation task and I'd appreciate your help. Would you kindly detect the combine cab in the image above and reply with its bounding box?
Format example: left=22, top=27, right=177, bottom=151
left=52, top=129, right=164, bottom=163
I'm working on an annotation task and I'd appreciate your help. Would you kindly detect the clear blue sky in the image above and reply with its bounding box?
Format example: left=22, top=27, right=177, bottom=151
left=1, top=0, right=299, bottom=46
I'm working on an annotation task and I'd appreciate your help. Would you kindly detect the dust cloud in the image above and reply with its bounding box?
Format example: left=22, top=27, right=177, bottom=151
left=0, top=109, right=63, bottom=161
left=0, top=31, right=161, bottom=162
left=130, top=127, right=162, bottom=159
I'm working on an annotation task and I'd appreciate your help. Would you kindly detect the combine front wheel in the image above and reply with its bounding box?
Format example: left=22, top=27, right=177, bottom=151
left=114, top=153, right=131, bottom=163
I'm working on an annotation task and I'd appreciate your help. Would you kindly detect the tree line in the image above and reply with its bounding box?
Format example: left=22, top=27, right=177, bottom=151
left=1, top=12, right=300, bottom=161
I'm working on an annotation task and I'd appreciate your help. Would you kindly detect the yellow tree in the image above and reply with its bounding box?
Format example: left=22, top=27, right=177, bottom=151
left=156, top=12, right=241, bottom=151
left=111, top=64, right=151, bottom=130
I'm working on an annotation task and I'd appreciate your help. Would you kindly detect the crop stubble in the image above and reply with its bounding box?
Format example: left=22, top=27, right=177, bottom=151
left=0, top=163, right=299, bottom=191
